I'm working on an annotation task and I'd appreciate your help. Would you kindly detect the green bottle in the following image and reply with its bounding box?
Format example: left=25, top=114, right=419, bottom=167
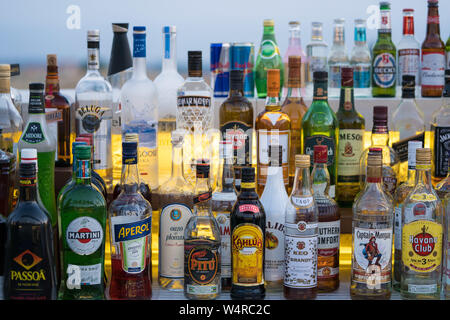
left=18, top=83, right=57, bottom=230
left=371, top=1, right=397, bottom=97
left=255, top=19, right=284, bottom=98
left=301, top=71, right=338, bottom=198
left=58, top=145, right=107, bottom=300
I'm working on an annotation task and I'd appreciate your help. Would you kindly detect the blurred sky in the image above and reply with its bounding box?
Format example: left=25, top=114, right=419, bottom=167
left=0, top=0, right=449, bottom=72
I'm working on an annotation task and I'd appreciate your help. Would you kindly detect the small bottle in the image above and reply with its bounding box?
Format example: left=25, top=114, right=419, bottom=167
left=351, top=150, right=393, bottom=300
left=260, top=145, right=288, bottom=291
left=328, top=18, right=349, bottom=97
left=306, top=22, right=328, bottom=92
left=283, top=21, right=307, bottom=96
left=184, top=161, right=221, bottom=300
left=283, top=154, right=318, bottom=300
left=312, top=145, right=340, bottom=292
left=350, top=19, right=371, bottom=97
left=230, top=167, right=266, bottom=300
left=401, top=148, right=444, bottom=299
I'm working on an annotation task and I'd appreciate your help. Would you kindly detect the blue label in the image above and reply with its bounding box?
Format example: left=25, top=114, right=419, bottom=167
left=353, top=65, right=371, bottom=88
left=133, top=33, right=146, bottom=58
left=113, top=217, right=152, bottom=243
left=76, top=160, right=90, bottom=179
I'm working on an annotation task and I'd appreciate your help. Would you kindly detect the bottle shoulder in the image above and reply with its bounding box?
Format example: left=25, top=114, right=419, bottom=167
left=76, top=72, right=112, bottom=94
left=59, top=184, right=106, bottom=208
left=8, top=202, right=51, bottom=225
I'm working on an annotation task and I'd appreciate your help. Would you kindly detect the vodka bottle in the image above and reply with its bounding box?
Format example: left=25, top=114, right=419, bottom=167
left=350, top=19, right=371, bottom=97
left=328, top=18, right=349, bottom=97
left=306, top=22, right=328, bottom=95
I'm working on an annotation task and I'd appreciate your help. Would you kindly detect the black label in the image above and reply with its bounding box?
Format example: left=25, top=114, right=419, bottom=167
left=177, top=96, right=211, bottom=107
left=184, top=240, right=220, bottom=286
left=28, top=93, right=45, bottom=114
left=220, top=121, right=252, bottom=166
left=392, top=132, right=425, bottom=163
left=433, top=125, right=450, bottom=178
left=22, top=122, right=45, bottom=144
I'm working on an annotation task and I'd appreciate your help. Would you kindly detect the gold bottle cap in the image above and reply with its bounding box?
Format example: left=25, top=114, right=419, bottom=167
left=263, top=19, right=274, bottom=27
left=47, top=54, right=57, bottom=67
left=124, top=133, right=139, bottom=143
left=0, top=64, right=11, bottom=93
left=295, top=154, right=310, bottom=168
left=416, top=148, right=431, bottom=167
left=267, top=69, right=280, bottom=97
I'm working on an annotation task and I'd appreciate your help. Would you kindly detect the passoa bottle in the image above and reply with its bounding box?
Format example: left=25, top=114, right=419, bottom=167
left=283, top=21, right=307, bottom=97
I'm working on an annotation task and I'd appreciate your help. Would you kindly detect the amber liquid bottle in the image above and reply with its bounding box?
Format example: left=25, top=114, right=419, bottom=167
left=281, top=56, right=308, bottom=191
left=256, top=69, right=291, bottom=196
left=421, top=0, right=446, bottom=97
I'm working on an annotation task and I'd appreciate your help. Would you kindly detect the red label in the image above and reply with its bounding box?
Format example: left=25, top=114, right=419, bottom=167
left=238, top=204, right=260, bottom=213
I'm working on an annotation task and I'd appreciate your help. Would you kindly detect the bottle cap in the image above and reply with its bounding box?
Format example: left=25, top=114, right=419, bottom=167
left=75, top=137, right=91, bottom=145
left=112, top=23, right=129, bottom=33
left=241, top=166, right=255, bottom=183
left=416, top=148, right=431, bottom=165
left=19, top=162, right=36, bottom=179
left=295, top=154, right=310, bottom=168
left=124, top=133, right=139, bottom=142
left=0, top=64, right=10, bottom=78
left=87, top=30, right=100, bottom=42
left=28, top=83, right=45, bottom=114
left=380, top=1, right=391, bottom=10
left=78, top=133, right=93, bottom=146
left=133, top=26, right=146, bottom=33
left=313, top=71, right=328, bottom=81
left=47, top=54, right=57, bottom=67
left=263, top=19, right=274, bottom=27
left=373, top=106, right=388, bottom=123
left=288, top=21, right=300, bottom=27
left=229, top=69, right=244, bottom=91
left=72, top=141, right=86, bottom=149
left=196, top=159, right=210, bottom=178
left=163, top=25, right=176, bottom=33
left=266, top=69, right=280, bottom=97
left=313, top=145, right=328, bottom=164
left=287, top=56, right=301, bottom=87
left=341, top=67, right=354, bottom=87
left=74, top=145, right=91, bottom=160
left=188, top=51, right=202, bottom=77
left=403, top=8, right=414, bottom=12
left=21, top=148, right=37, bottom=164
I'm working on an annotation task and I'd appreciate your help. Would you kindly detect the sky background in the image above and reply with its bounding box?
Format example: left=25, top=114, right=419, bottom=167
left=0, top=0, right=449, bottom=86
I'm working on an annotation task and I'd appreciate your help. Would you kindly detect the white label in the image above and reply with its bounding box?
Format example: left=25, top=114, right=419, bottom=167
left=394, top=205, right=402, bottom=250
left=265, top=217, right=285, bottom=282
left=257, top=130, right=289, bottom=164
left=66, top=263, right=102, bottom=287
left=398, top=48, right=420, bottom=83
left=408, top=283, right=437, bottom=294
left=216, top=212, right=231, bottom=278
left=421, top=52, right=445, bottom=86
left=373, top=53, right=396, bottom=88
left=318, top=220, right=340, bottom=251
left=66, top=217, right=104, bottom=256
left=290, top=196, right=314, bottom=208
left=284, top=234, right=318, bottom=288
left=186, top=284, right=218, bottom=295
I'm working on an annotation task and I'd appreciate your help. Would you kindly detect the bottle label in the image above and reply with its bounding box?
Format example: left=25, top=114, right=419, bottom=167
left=76, top=160, right=91, bottom=179
left=284, top=233, right=318, bottom=288
left=220, top=121, right=252, bottom=167
left=353, top=65, right=371, bottom=88
left=432, top=125, right=450, bottom=178
left=329, top=65, right=342, bottom=88
left=408, top=283, right=438, bottom=294
left=392, top=132, right=425, bottom=163
left=22, top=122, right=46, bottom=144
left=257, top=130, right=289, bottom=186
left=352, top=227, right=392, bottom=285
left=111, top=216, right=152, bottom=274
left=133, top=32, right=146, bottom=58
left=231, top=223, right=264, bottom=286
left=159, top=203, right=193, bottom=278
left=215, top=212, right=231, bottom=278
left=318, top=220, right=340, bottom=254
left=398, top=49, right=420, bottom=83
left=337, top=129, right=364, bottom=182
left=66, top=263, right=102, bottom=288
left=177, top=96, right=211, bottom=107
left=291, top=196, right=314, bottom=209
left=304, top=135, right=336, bottom=168
left=394, top=205, right=402, bottom=250
left=421, top=51, right=445, bottom=88
left=373, top=53, right=396, bottom=88
left=382, top=166, right=398, bottom=194
left=259, top=40, right=278, bottom=59
left=193, top=191, right=212, bottom=204
left=402, top=220, right=442, bottom=273
left=66, top=217, right=104, bottom=256
left=265, top=218, right=285, bottom=282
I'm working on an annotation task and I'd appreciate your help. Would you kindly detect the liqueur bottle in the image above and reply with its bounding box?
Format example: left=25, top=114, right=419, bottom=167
left=107, top=140, right=152, bottom=300
left=391, top=75, right=425, bottom=184
left=336, top=67, right=365, bottom=207
left=219, top=69, right=254, bottom=191
left=301, top=71, right=338, bottom=199
left=3, top=162, right=57, bottom=300
left=283, top=21, right=307, bottom=96
left=281, top=56, right=308, bottom=190
left=312, top=146, right=340, bottom=292
left=372, top=2, right=397, bottom=97
left=230, top=167, right=266, bottom=300
left=211, top=140, right=237, bottom=291
left=255, top=19, right=284, bottom=98
left=75, top=30, right=113, bottom=189
left=306, top=22, right=328, bottom=89
left=328, top=18, right=349, bottom=97
left=350, top=151, right=393, bottom=300
left=157, top=130, right=194, bottom=290
left=58, top=145, right=107, bottom=300
left=431, top=70, right=450, bottom=185
left=421, top=0, right=445, bottom=98
left=260, top=145, right=288, bottom=291
left=45, top=54, right=72, bottom=167
left=401, top=148, right=443, bottom=299
left=393, top=140, right=422, bottom=291
left=350, top=19, right=371, bottom=97
left=256, top=69, right=290, bottom=196
left=283, top=155, right=318, bottom=300
left=184, top=161, right=221, bottom=300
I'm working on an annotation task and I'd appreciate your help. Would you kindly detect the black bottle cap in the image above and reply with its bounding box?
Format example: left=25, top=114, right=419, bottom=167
left=122, top=141, right=138, bottom=159
left=28, top=83, right=45, bottom=114
left=313, top=71, right=328, bottom=81
left=241, top=166, right=255, bottom=183
left=188, top=51, right=202, bottom=77
left=373, top=106, right=388, bottom=125
left=19, top=162, right=36, bottom=178
left=230, top=69, right=244, bottom=91
left=108, top=23, right=132, bottom=77
left=29, top=82, right=44, bottom=91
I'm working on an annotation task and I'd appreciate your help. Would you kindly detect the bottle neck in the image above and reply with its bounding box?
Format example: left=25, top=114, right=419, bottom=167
left=229, top=87, right=244, bottom=98
left=216, top=156, right=234, bottom=193
left=291, top=166, right=312, bottom=197
left=338, top=86, right=355, bottom=112
left=371, top=123, right=390, bottom=146
left=286, top=86, right=302, bottom=98
left=265, top=95, right=281, bottom=111
left=313, top=80, right=328, bottom=102
left=288, top=28, right=301, bottom=48
left=403, top=15, right=415, bottom=36
left=162, top=32, right=177, bottom=71
left=194, top=176, right=212, bottom=217
left=379, top=10, right=392, bottom=36
left=262, top=25, right=276, bottom=41
left=121, top=161, right=140, bottom=194
left=19, top=176, right=38, bottom=202
left=171, top=143, right=184, bottom=179
left=265, top=164, right=285, bottom=192
left=132, top=57, right=148, bottom=79
left=239, top=180, right=258, bottom=198
left=311, top=163, right=330, bottom=196
left=75, top=159, right=92, bottom=185
left=415, top=165, right=433, bottom=190
left=87, top=46, right=100, bottom=71
left=426, top=5, right=441, bottom=38
left=45, top=72, right=60, bottom=94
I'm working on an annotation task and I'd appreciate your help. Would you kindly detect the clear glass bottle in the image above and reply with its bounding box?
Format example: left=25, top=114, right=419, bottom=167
left=328, top=18, right=349, bottom=97
left=351, top=150, right=393, bottom=300
left=306, top=22, right=328, bottom=95
left=283, top=21, right=307, bottom=97
left=400, top=148, right=444, bottom=299
left=75, top=30, right=113, bottom=190
left=350, top=19, right=371, bottom=97
left=184, top=161, right=221, bottom=300
left=435, top=159, right=450, bottom=199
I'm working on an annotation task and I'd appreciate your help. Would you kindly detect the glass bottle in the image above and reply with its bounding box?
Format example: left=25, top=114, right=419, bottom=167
left=393, top=140, right=422, bottom=291
left=57, top=141, right=87, bottom=202
left=157, top=130, right=194, bottom=291
left=312, top=145, right=340, bottom=292
left=45, top=54, right=72, bottom=167
left=306, top=22, right=328, bottom=93
left=400, top=148, right=443, bottom=299
left=444, top=192, right=450, bottom=299
left=397, top=9, right=421, bottom=89
left=260, top=145, right=288, bottom=291
left=3, top=162, right=57, bottom=300
left=255, top=69, right=290, bottom=196
left=0, top=214, right=5, bottom=300
left=281, top=56, right=308, bottom=190
left=230, top=167, right=266, bottom=300
left=255, top=19, right=284, bottom=98
left=435, top=159, right=450, bottom=199
left=75, top=30, right=113, bottom=189
left=301, top=71, right=338, bottom=199
left=107, top=140, right=152, bottom=300
left=58, top=145, right=107, bottom=300
left=336, top=67, right=365, bottom=207
left=283, top=154, right=318, bottom=300
left=391, top=75, right=425, bottom=184
left=372, top=2, right=397, bottom=97
left=219, top=69, right=254, bottom=192
left=430, top=70, right=450, bottom=186
left=421, top=0, right=445, bottom=98
left=350, top=19, right=371, bottom=97
left=212, top=140, right=237, bottom=291
left=328, top=18, right=349, bottom=97
left=184, top=161, right=221, bottom=300
left=350, top=151, right=393, bottom=300
left=283, top=21, right=307, bottom=97
left=447, top=36, right=450, bottom=68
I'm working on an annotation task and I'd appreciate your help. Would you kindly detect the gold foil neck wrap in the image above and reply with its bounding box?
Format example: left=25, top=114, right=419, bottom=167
left=287, top=56, right=301, bottom=88
left=295, top=154, right=310, bottom=168
left=416, top=148, right=431, bottom=165
left=267, top=69, right=280, bottom=97
left=263, top=19, right=274, bottom=27
left=0, top=64, right=11, bottom=93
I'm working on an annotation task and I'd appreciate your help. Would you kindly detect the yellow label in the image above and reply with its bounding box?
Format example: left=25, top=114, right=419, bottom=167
left=240, top=182, right=255, bottom=189
left=410, top=193, right=437, bottom=202
left=231, top=223, right=264, bottom=286
left=402, top=220, right=443, bottom=273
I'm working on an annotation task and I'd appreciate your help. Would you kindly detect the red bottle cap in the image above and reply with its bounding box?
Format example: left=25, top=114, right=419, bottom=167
left=75, top=137, right=91, bottom=145
left=78, top=133, right=93, bottom=146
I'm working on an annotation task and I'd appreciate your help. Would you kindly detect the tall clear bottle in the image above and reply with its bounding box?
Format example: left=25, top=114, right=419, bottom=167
left=75, top=30, right=113, bottom=189
left=283, top=21, right=307, bottom=97
left=306, top=22, right=328, bottom=95
left=350, top=19, right=371, bottom=97
left=401, top=148, right=443, bottom=299
left=328, top=18, right=349, bottom=98
left=351, top=150, right=393, bottom=300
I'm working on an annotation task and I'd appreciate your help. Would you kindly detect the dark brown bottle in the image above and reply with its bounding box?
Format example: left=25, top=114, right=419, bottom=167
left=230, top=167, right=266, bottom=300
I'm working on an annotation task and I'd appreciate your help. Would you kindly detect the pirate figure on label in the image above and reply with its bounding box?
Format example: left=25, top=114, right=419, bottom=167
left=361, top=236, right=381, bottom=267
